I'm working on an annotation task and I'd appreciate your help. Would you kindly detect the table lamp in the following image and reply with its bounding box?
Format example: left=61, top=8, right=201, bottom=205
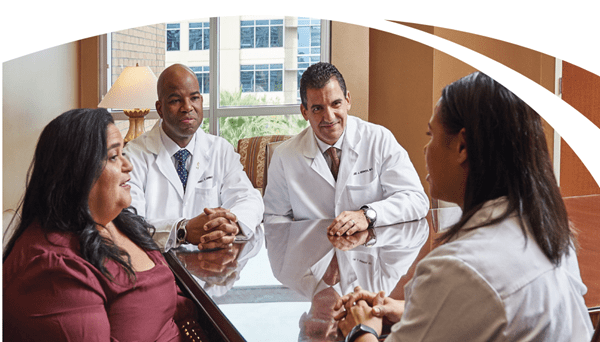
left=98, top=64, right=158, bottom=143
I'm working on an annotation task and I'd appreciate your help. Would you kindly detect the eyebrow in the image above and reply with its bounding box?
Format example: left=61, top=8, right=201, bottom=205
left=107, top=142, right=121, bottom=150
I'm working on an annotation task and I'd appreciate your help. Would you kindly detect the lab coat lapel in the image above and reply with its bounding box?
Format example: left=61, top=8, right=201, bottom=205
left=185, top=131, right=211, bottom=203
left=302, top=127, right=336, bottom=187
left=335, top=118, right=360, bottom=205
left=148, top=126, right=186, bottom=200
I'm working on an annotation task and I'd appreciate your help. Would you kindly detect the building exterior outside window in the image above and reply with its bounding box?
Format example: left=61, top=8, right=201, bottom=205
left=297, top=17, right=322, bottom=99
left=240, top=64, right=283, bottom=92
left=189, top=22, right=209, bottom=51
left=190, top=66, right=210, bottom=93
left=240, top=19, right=283, bottom=49
left=166, top=23, right=180, bottom=51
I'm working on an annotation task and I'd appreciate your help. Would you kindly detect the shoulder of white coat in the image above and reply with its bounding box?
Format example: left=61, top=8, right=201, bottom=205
left=124, top=127, right=160, bottom=157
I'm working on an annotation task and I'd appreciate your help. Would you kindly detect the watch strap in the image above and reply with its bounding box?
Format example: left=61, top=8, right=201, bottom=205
left=345, top=323, right=379, bottom=342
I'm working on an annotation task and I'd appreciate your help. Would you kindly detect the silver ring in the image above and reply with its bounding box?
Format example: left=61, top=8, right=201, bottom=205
left=351, top=219, right=356, bottom=226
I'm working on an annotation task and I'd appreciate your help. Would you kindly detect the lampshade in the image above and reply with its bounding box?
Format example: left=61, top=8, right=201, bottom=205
left=98, top=65, right=158, bottom=110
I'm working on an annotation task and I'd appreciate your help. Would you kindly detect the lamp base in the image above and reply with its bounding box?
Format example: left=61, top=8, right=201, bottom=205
left=123, top=108, right=150, bottom=143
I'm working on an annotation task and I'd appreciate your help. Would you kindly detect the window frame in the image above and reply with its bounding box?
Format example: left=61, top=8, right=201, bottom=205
left=100, top=17, right=331, bottom=135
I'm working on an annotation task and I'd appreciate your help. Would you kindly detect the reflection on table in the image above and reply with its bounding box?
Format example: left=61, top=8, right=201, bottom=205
left=171, top=217, right=430, bottom=341
left=174, top=225, right=264, bottom=297
left=265, top=218, right=429, bottom=341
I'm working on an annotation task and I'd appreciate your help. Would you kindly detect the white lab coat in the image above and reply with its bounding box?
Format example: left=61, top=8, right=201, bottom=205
left=124, top=123, right=264, bottom=250
left=387, top=198, right=594, bottom=342
left=263, top=116, right=429, bottom=225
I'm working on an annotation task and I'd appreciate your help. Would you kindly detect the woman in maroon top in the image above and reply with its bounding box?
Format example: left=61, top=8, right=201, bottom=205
left=3, top=108, right=193, bottom=341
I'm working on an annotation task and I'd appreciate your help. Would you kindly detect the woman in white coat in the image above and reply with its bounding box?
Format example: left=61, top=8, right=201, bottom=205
left=334, top=72, right=594, bottom=342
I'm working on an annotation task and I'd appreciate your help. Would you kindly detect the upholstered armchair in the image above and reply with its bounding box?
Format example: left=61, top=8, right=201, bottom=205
left=237, top=135, right=293, bottom=195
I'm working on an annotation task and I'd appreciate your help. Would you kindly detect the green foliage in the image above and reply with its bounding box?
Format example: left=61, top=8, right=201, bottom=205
left=220, top=88, right=277, bottom=107
left=219, top=115, right=308, bottom=148
left=194, top=89, right=308, bottom=148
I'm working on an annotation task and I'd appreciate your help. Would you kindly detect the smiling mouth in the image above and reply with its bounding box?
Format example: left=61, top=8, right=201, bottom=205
left=320, top=121, right=340, bottom=128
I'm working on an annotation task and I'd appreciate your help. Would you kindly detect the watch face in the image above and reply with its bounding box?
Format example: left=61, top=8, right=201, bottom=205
left=366, top=209, right=376, bottom=220
left=177, top=228, right=186, bottom=240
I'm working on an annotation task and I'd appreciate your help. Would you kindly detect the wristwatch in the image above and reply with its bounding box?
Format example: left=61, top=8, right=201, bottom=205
left=361, top=205, right=377, bottom=228
left=176, top=219, right=189, bottom=245
left=345, top=323, right=379, bottom=342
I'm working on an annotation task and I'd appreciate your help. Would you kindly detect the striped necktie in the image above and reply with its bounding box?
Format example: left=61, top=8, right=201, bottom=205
left=327, top=147, right=340, bottom=181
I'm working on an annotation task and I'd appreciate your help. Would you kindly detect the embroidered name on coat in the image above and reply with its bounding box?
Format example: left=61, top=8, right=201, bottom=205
left=198, top=176, right=213, bottom=183
left=353, top=168, right=373, bottom=176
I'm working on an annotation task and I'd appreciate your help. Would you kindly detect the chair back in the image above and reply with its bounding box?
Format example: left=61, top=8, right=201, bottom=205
left=237, top=135, right=292, bottom=194
left=263, top=140, right=289, bottom=194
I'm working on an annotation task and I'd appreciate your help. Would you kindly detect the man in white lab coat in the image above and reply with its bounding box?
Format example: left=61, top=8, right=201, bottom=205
left=263, top=62, right=428, bottom=235
left=125, top=64, right=264, bottom=250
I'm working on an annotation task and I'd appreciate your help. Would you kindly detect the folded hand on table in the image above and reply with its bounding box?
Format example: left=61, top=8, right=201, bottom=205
left=334, top=286, right=406, bottom=333
left=186, top=207, right=241, bottom=250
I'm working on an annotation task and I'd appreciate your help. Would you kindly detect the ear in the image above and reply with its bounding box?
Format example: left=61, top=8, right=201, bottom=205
left=300, top=103, right=309, bottom=121
left=345, top=91, right=352, bottom=111
left=457, top=128, right=468, bottom=165
left=155, top=100, right=164, bottom=119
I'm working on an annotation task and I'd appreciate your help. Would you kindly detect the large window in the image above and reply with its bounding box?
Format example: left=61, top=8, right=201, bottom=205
left=240, top=19, right=283, bottom=49
left=105, top=16, right=329, bottom=148
left=189, top=22, right=209, bottom=51
left=166, top=23, right=180, bottom=51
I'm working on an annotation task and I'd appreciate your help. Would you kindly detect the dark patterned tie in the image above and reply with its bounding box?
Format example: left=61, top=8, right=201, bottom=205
left=327, top=147, right=340, bottom=181
left=173, top=149, right=191, bottom=189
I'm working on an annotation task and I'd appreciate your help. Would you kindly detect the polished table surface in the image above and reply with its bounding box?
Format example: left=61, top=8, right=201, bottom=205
left=169, top=198, right=598, bottom=341
left=170, top=207, right=456, bottom=341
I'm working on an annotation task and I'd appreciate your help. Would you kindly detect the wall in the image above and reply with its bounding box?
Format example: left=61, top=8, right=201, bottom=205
left=331, top=21, right=369, bottom=122
left=369, top=23, right=556, bottom=200
left=369, top=23, right=435, bottom=198
left=560, top=62, right=600, bottom=196
left=2, top=42, right=80, bottom=212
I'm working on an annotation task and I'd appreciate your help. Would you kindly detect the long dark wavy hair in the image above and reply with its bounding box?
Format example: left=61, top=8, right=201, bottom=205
left=436, top=72, right=573, bottom=266
left=3, top=108, right=158, bottom=280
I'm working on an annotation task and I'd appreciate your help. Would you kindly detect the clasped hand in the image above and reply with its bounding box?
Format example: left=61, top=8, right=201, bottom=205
left=327, top=210, right=369, bottom=236
left=333, top=286, right=405, bottom=337
left=186, top=207, right=240, bottom=250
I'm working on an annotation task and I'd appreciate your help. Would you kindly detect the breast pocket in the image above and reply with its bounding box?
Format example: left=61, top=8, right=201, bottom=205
left=193, top=178, right=220, bottom=209
left=346, top=175, right=382, bottom=209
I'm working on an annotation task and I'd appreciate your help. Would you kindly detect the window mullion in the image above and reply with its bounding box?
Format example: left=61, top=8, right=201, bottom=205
left=321, top=20, right=331, bottom=63
left=208, top=17, right=219, bottom=136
